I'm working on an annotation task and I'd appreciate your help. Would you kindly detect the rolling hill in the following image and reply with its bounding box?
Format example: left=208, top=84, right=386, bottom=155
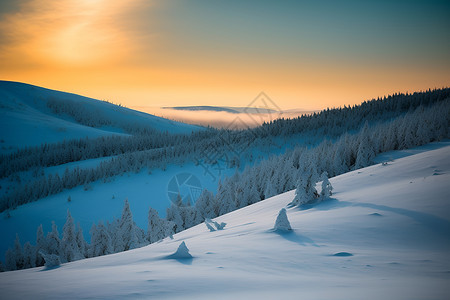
left=1, top=142, right=449, bottom=299
left=0, top=81, right=202, bottom=153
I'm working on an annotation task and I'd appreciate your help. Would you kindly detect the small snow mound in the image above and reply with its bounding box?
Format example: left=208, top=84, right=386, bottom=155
left=273, top=208, right=292, bottom=232
left=205, top=218, right=226, bottom=232
left=369, top=212, right=382, bottom=217
left=332, top=252, right=353, bottom=257
left=38, top=251, right=61, bottom=269
left=169, top=241, right=192, bottom=259
left=205, top=221, right=216, bottom=232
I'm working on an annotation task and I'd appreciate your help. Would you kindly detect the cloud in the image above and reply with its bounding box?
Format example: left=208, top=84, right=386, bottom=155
left=132, top=106, right=317, bottom=129
left=0, top=0, right=155, bottom=69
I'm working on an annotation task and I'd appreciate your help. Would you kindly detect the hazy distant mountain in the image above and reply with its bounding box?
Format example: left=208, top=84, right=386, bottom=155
left=163, top=105, right=279, bottom=114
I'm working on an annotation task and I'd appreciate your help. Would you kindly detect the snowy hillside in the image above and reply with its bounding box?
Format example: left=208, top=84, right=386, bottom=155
left=1, top=143, right=449, bottom=299
left=0, top=81, right=201, bottom=153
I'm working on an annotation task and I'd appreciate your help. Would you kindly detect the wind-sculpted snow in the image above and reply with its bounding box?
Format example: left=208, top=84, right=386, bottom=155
left=1, top=145, right=449, bottom=299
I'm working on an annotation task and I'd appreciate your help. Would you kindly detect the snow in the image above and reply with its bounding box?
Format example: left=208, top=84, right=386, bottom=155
left=0, top=161, right=236, bottom=258
left=1, top=143, right=449, bottom=299
left=167, top=241, right=193, bottom=259
left=205, top=218, right=226, bottom=231
left=0, top=81, right=201, bottom=153
left=38, top=251, right=61, bottom=269
left=273, top=208, right=292, bottom=232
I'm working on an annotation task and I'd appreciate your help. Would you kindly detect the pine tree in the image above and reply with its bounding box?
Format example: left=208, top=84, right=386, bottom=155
left=76, top=223, right=87, bottom=258
left=320, top=171, right=333, bottom=199
left=22, top=242, right=36, bottom=269
left=13, top=234, right=24, bottom=270
left=195, top=189, right=216, bottom=219
left=117, top=199, right=140, bottom=251
left=147, top=207, right=168, bottom=243
left=274, top=208, right=292, bottom=232
left=264, top=179, right=277, bottom=199
left=61, top=210, right=83, bottom=262
left=89, top=222, right=113, bottom=257
left=46, top=221, right=61, bottom=256
left=354, top=122, right=375, bottom=169
left=35, top=224, right=46, bottom=266
left=217, top=180, right=234, bottom=215
left=291, top=168, right=318, bottom=207
left=166, top=201, right=184, bottom=233
left=5, top=248, right=16, bottom=271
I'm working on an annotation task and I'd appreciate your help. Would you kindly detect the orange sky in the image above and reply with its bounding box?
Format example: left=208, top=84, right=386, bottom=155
left=1, top=0, right=449, bottom=112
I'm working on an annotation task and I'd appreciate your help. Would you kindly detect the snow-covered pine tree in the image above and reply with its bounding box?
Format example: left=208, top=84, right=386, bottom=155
left=354, top=122, right=375, bottom=169
left=274, top=208, right=292, bottom=232
left=117, top=199, right=140, bottom=251
left=181, top=206, right=201, bottom=230
left=4, top=234, right=25, bottom=270
left=320, top=171, right=333, bottom=199
left=75, top=223, right=87, bottom=258
left=217, top=180, right=235, bottom=215
left=4, top=248, right=16, bottom=271
left=89, top=222, right=113, bottom=257
left=166, top=201, right=184, bottom=233
left=291, top=168, right=318, bottom=207
left=106, top=217, right=119, bottom=252
left=264, top=179, right=277, bottom=199
left=195, top=189, right=216, bottom=219
left=147, top=207, right=169, bottom=243
left=22, top=242, right=36, bottom=269
left=35, top=224, right=46, bottom=266
left=13, top=234, right=24, bottom=270
left=246, top=184, right=260, bottom=206
left=61, top=210, right=83, bottom=262
left=46, top=221, right=61, bottom=256
left=38, top=251, right=61, bottom=269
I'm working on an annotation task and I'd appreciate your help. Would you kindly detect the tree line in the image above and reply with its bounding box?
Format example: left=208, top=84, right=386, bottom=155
left=1, top=88, right=448, bottom=213
left=2, top=94, right=448, bottom=271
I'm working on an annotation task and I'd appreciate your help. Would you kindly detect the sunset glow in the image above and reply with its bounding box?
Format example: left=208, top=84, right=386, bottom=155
left=1, top=0, right=449, bottom=111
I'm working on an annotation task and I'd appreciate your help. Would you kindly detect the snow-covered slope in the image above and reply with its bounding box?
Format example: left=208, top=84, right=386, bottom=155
left=0, top=81, right=201, bottom=153
left=1, top=144, right=449, bottom=299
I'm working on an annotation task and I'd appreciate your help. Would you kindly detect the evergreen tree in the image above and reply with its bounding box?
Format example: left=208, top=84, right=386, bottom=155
left=195, top=189, right=216, bottom=219
left=166, top=201, right=184, bottom=233
left=13, top=234, right=24, bottom=270
left=5, top=248, right=16, bottom=271
left=61, top=210, right=83, bottom=262
left=291, top=169, right=318, bottom=207
left=76, top=223, right=87, bottom=258
left=22, top=242, right=36, bottom=269
left=46, top=221, right=61, bottom=256
left=274, top=208, right=292, bottom=232
left=117, top=199, right=140, bottom=251
left=354, top=122, right=375, bottom=169
left=217, top=180, right=234, bottom=215
left=320, top=171, right=333, bottom=199
left=35, top=224, right=46, bottom=266
left=264, top=179, right=277, bottom=199
left=147, top=207, right=168, bottom=243
left=89, top=222, right=113, bottom=257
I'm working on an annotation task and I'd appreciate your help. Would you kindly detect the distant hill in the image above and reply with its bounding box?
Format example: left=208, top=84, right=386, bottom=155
left=163, top=105, right=279, bottom=114
left=0, top=81, right=202, bottom=153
